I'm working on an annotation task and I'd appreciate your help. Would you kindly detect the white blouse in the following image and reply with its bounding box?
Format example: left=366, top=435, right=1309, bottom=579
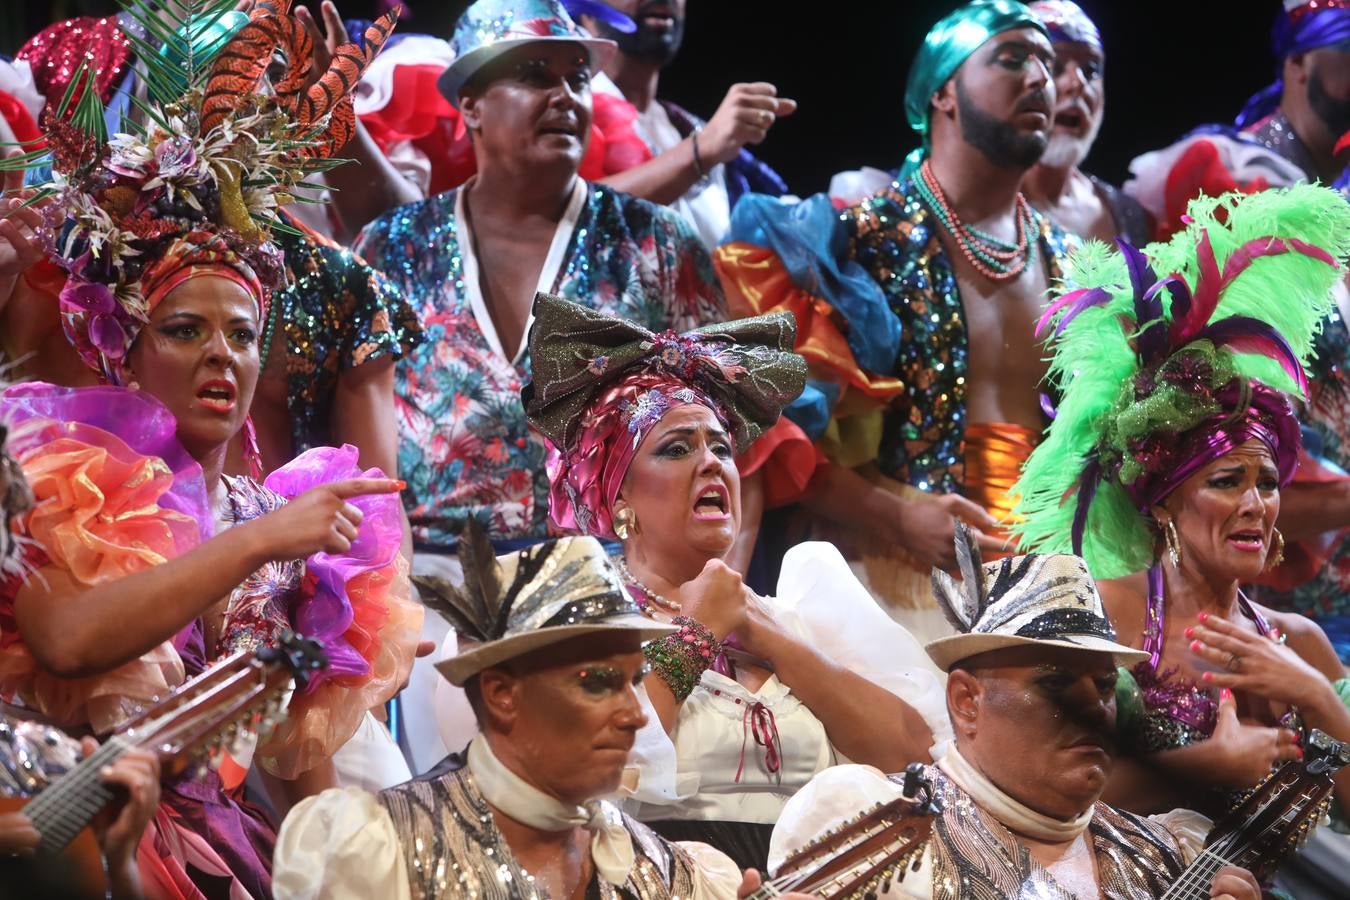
left=621, top=542, right=952, bottom=825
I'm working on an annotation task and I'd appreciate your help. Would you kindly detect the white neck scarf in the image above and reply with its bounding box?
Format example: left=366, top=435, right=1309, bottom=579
left=939, top=746, right=1095, bottom=843
left=467, top=737, right=636, bottom=885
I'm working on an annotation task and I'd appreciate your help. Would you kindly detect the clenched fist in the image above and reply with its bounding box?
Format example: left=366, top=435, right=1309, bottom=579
left=700, top=83, right=797, bottom=167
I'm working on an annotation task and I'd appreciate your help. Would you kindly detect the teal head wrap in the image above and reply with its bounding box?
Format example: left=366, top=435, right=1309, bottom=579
left=900, top=0, right=1047, bottom=176
left=158, top=10, right=251, bottom=96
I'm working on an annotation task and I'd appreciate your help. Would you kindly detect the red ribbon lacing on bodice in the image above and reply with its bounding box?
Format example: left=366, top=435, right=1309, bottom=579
left=734, top=700, right=782, bottom=784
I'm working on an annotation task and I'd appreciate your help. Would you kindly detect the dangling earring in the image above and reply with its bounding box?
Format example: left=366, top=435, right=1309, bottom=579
left=1264, top=528, right=1286, bottom=572
left=614, top=507, right=640, bottom=540
left=1163, top=518, right=1183, bottom=567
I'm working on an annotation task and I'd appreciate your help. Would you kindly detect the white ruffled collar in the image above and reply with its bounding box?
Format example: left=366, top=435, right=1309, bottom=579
left=468, top=737, right=635, bottom=885
left=939, top=746, right=1095, bottom=843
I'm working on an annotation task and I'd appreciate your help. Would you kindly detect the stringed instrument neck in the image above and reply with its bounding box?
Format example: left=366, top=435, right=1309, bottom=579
left=747, top=763, right=940, bottom=899
left=18, top=735, right=130, bottom=855
left=1159, top=728, right=1350, bottom=900
left=3, top=633, right=326, bottom=858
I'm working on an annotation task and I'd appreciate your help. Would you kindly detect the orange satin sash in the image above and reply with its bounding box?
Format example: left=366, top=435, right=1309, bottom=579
left=963, top=421, right=1039, bottom=545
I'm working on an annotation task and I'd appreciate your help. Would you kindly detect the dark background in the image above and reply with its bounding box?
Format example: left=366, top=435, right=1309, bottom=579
left=5, top=1, right=1275, bottom=193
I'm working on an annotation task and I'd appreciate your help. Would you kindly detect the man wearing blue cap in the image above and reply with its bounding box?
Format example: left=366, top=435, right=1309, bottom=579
left=1127, top=0, right=1350, bottom=231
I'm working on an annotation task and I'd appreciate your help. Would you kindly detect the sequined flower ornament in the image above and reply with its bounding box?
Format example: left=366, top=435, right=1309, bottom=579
left=59, top=280, right=128, bottom=359
left=105, top=133, right=155, bottom=178
left=659, top=342, right=684, bottom=368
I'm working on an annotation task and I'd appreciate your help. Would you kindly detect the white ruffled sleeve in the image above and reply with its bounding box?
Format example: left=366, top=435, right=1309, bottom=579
left=767, top=764, right=934, bottom=899
left=273, top=787, right=411, bottom=900
left=773, top=542, right=954, bottom=758
left=618, top=682, right=699, bottom=806
left=1147, top=807, right=1214, bottom=865
left=679, top=840, right=744, bottom=900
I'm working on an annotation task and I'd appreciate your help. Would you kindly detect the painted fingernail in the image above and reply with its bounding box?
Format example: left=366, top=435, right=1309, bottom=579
left=1220, top=688, right=1232, bottom=699
left=392, top=479, right=407, bottom=490
left=1202, top=671, right=1214, bottom=683
left=1190, top=639, right=1203, bottom=652
left=1184, top=627, right=1195, bottom=639
left=1197, top=612, right=1208, bottom=623
left=1296, top=747, right=1304, bottom=759
left=1293, top=732, right=1302, bottom=745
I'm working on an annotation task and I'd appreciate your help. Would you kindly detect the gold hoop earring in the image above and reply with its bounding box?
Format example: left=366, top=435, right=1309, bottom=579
left=1264, top=528, right=1286, bottom=572
left=614, top=507, right=640, bottom=541
left=1163, top=519, right=1183, bottom=567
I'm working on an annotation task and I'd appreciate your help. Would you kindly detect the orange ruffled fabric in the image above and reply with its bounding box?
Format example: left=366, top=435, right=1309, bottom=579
left=1, top=425, right=195, bottom=732
left=715, top=242, right=905, bottom=403
left=255, top=552, right=421, bottom=779
left=736, top=417, right=827, bottom=509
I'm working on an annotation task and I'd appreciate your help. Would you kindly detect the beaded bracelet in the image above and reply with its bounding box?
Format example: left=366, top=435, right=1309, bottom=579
left=644, top=615, right=722, bottom=702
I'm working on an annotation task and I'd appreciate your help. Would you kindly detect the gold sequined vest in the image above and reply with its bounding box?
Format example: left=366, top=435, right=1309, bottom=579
left=912, top=765, right=1189, bottom=899
left=378, top=763, right=698, bottom=900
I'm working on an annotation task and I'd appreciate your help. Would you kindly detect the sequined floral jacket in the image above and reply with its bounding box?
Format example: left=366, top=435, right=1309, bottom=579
left=354, top=182, right=726, bottom=547
left=841, top=178, right=1074, bottom=493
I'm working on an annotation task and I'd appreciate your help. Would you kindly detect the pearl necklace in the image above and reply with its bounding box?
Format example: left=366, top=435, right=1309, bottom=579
left=616, top=558, right=682, bottom=615
left=915, top=160, right=1041, bottom=283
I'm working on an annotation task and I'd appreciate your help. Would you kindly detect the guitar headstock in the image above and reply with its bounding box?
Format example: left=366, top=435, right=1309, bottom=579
left=1303, top=728, right=1350, bottom=776
left=114, top=632, right=328, bottom=778
left=1205, top=728, right=1350, bottom=883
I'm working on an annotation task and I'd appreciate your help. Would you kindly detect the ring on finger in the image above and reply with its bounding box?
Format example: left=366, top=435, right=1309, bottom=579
left=1225, top=652, right=1242, bottom=672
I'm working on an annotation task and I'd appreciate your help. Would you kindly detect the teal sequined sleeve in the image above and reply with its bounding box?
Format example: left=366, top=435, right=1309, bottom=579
left=273, top=228, right=424, bottom=454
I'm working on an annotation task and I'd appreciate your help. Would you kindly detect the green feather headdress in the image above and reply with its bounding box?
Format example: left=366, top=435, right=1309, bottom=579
left=1012, top=184, right=1350, bottom=578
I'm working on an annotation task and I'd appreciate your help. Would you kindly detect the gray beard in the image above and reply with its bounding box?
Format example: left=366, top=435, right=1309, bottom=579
left=1038, top=132, right=1092, bottom=171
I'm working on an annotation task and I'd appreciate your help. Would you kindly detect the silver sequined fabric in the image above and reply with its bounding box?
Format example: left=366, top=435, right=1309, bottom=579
left=378, top=763, right=698, bottom=899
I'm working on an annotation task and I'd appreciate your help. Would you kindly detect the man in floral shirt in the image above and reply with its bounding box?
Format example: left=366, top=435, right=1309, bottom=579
left=355, top=0, right=728, bottom=771
left=356, top=0, right=726, bottom=553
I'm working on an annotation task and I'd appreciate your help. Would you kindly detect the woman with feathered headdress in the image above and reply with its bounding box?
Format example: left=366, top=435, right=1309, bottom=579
left=0, top=3, right=421, bottom=895
left=1012, top=184, right=1350, bottom=820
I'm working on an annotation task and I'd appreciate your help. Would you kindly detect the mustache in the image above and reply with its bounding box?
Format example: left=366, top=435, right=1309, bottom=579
left=1015, top=89, right=1052, bottom=114
left=1054, top=697, right=1119, bottom=753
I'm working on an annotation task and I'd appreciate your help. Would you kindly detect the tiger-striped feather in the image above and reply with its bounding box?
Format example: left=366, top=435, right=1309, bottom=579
left=200, top=5, right=396, bottom=158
